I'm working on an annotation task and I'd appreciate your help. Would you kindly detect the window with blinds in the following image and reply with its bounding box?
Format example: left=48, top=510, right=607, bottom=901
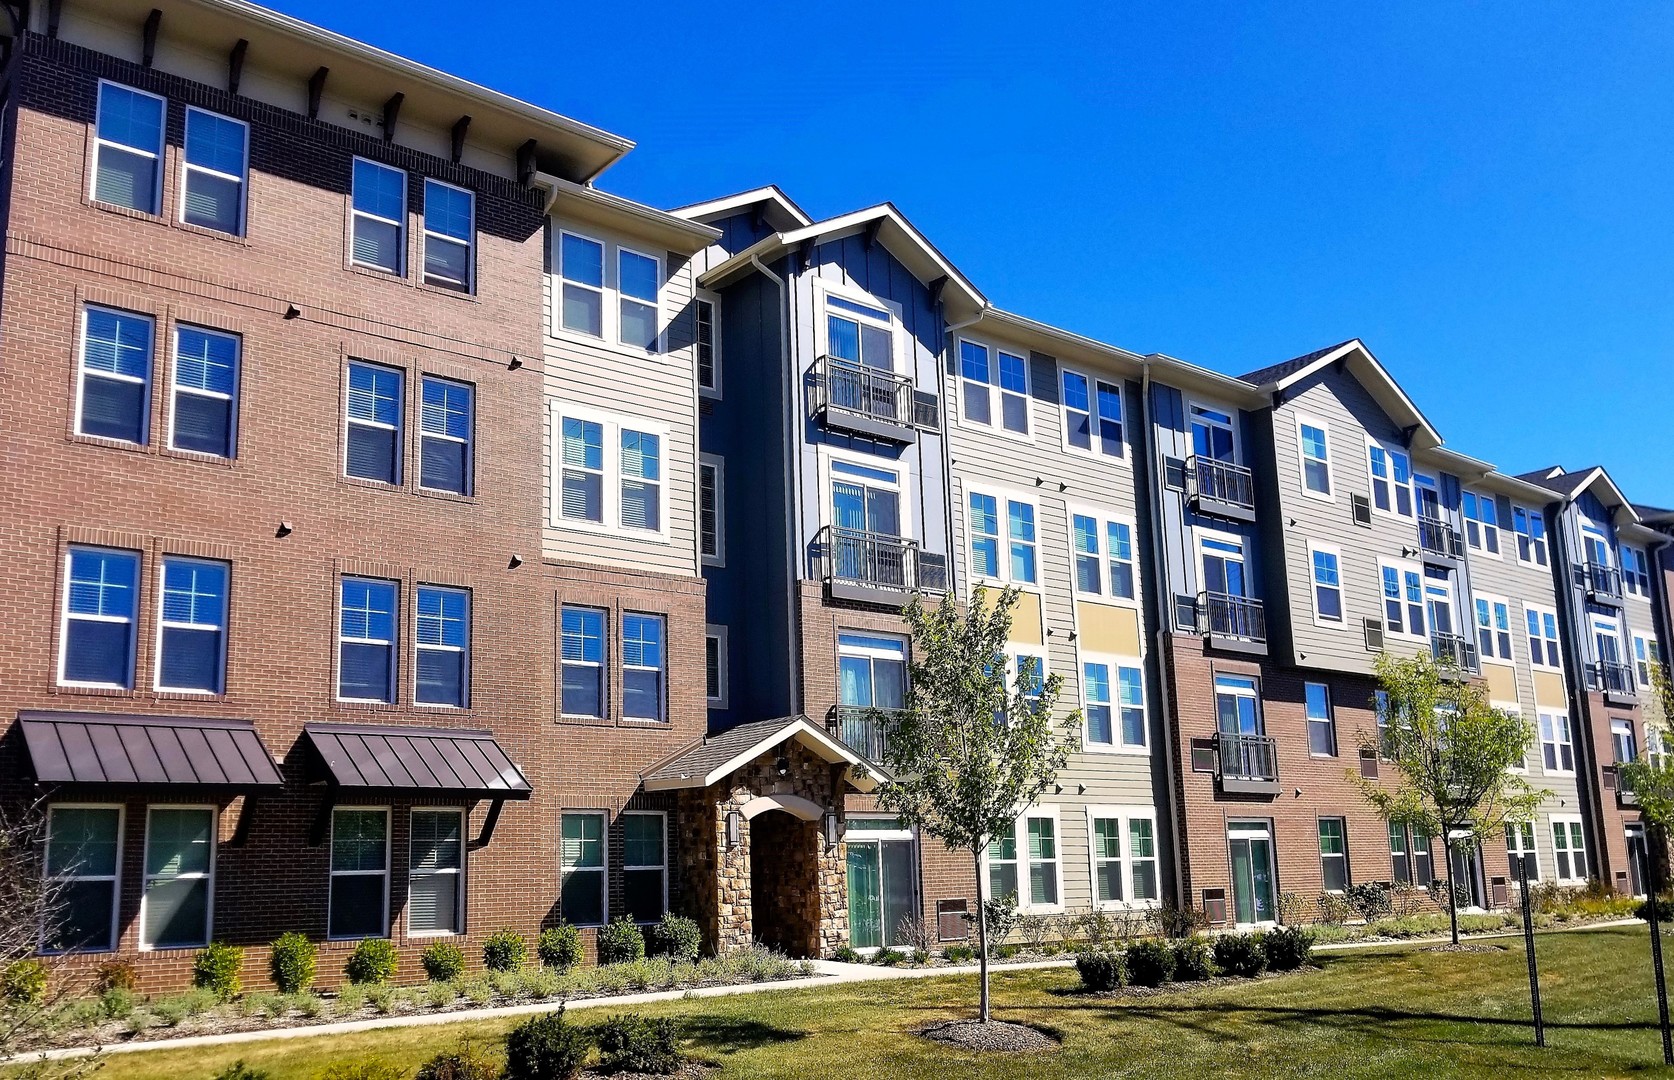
left=329, top=809, right=389, bottom=939
left=171, top=326, right=240, bottom=457
left=93, top=81, right=164, bottom=213
left=620, top=430, right=661, bottom=531
left=415, top=585, right=469, bottom=708
left=155, top=558, right=229, bottom=694
left=550, top=405, right=671, bottom=538
left=339, top=577, right=398, bottom=703
left=561, top=606, right=606, bottom=718
left=622, top=812, right=666, bottom=923
left=60, top=546, right=140, bottom=689
left=622, top=614, right=665, bottom=722
left=408, top=810, right=464, bottom=935
left=351, top=158, right=406, bottom=275
left=181, top=107, right=248, bottom=235
left=560, top=416, right=604, bottom=523
left=44, top=805, right=122, bottom=952
left=79, top=306, right=154, bottom=445
left=345, top=362, right=404, bottom=484
left=419, top=377, right=473, bottom=495
left=423, top=180, right=475, bottom=292
left=560, top=812, right=606, bottom=925
left=142, top=807, right=215, bottom=948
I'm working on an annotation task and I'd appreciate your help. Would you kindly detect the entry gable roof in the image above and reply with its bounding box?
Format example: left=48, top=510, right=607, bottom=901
left=641, top=715, right=884, bottom=793
left=669, top=186, right=813, bottom=231
left=1516, top=465, right=1639, bottom=522
left=1241, top=338, right=1443, bottom=451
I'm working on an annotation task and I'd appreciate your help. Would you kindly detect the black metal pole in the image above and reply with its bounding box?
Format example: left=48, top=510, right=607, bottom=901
left=1519, top=858, right=1544, bottom=1048
left=1643, top=839, right=1672, bottom=1066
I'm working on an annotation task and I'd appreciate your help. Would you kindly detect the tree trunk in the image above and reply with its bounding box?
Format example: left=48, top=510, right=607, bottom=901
left=974, top=847, right=990, bottom=1024
left=1444, top=838, right=1461, bottom=945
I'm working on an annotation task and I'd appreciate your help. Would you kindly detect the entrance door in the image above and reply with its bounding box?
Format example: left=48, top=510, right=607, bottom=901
left=1627, top=825, right=1649, bottom=898
left=1228, top=823, right=1276, bottom=925
left=845, top=819, right=917, bottom=949
left=1446, top=836, right=1485, bottom=909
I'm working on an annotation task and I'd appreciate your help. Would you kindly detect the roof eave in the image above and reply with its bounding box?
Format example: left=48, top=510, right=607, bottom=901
left=539, top=174, right=721, bottom=253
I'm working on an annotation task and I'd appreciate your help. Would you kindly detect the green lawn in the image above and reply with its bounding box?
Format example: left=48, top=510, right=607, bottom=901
left=70, top=926, right=1674, bottom=1079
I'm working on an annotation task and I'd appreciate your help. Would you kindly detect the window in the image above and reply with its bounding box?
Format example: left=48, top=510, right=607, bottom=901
left=1411, top=828, right=1434, bottom=885
left=1060, top=368, right=1122, bottom=456
left=155, top=558, right=229, bottom=694
left=705, top=626, right=728, bottom=707
left=1367, top=442, right=1414, bottom=518
left=1651, top=727, right=1670, bottom=771
left=1089, top=810, right=1160, bottom=908
left=1083, top=658, right=1146, bottom=751
left=93, top=81, right=164, bottom=213
left=59, top=547, right=140, bottom=689
left=345, top=362, right=404, bottom=484
left=1539, top=712, right=1575, bottom=774
left=1318, top=818, right=1348, bottom=892
left=1388, top=822, right=1410, bottom=885
left=560, top=812, right=606, bottom=925
left=1474, top=595, right=1513, bottom=662
left=1008, top=498, right=1038, bottom=585
left=987, top=830, right=1018, bottom=902
left=1025, top=814, right=1059, bottom=909
left=170, top=325, right=239, bottom=457
left=699, top=455, right=725, bottom=565
left=1613, top=718, right=1639, bottom=766
left=43, top=806, right=122, bottom=952
left=1623, top=546, right=1653, bottom=598
left=967, top=491, right=1037, bottom=585
left=408, top=810, right=464, bottom=936
left=1505, top=821, right=1539, bottom=883
left=338, top=578, right=398, bottom=703
left=179, top=107, right=247, bottom=234
left=969, top=492, right=1000, bottom=579
left=1189, top=403, right=1238, bottom=463
left=141, top=807, right=214, bottom=949
left=1526, top=607, right=1562, bottom=669
left=559, top=232, right=605, bottom=336
left=1635, top=634, right=1661, bottom=689
left=329, top=808, right=389, bottom=939
left=422, top=180, right=474, bottom=291
left=825, top=294, right=894, bottom=371
left=1513, top=506, right=1548, bottom=567
left=78, top=306, right=154, bottom=444
left=419, top=377, right=473, bottom=495
left=1462, top=491, right=1500, bottom=555
left=1215, top=674, right=1262, bottom=736
left=1297, top=418, right=1331, bottom=496
left=351, top=159, right=406, bottom=274
left=958, top=341, right=1028, bottom=435
left=560, top=607, right=607, bottom=718
left=1306, top=682, right=1336, bottom=757
left=1550, top=817, right=1587, bottom=883
left=622, top=613, right=665, bottom=721
left=830, top=458, right=902, bottom=540
left=551, top=406, right=668, bottom=537
left=839, top=633, right=908, bottom=712
left=1379, top=559, right=1426, bottom=639
left=1375, top=689, right=1394, bottom=758
left=623, top=812, right=667, bottom=923
left=557, top=415, right=603, bottom=523
left=1389, top=824, right=1435, bottom=886
left=1310, top=545, right=1343, bottom=623
left=415, top=586, right=469, bottom=707
left=1006, top=647, right=1047, bottom=716
left=1072, top=512, right=1136, bottom=601
left=695, top=296, right=720, bottom=395
left=618, top=248, right=660, bottom=350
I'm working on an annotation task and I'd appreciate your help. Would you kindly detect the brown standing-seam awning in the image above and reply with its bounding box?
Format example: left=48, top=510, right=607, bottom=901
left=302, top=722, right=531, bottom=799
left=17, top=711, right=284, bottom=789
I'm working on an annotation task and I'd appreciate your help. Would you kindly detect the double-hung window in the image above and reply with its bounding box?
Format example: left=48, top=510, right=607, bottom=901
left=987, top=830, right=1018, bottom=903
left=329, top=808, right=389, bottom=939
left=1474, top=595, right=1513, bottom=662
left=1513, top=506, right=1548, bottom=566
left=1635, top=634, right=1661, bottom=689
left=551, top=406, right=667, bottom=537
left=1367, top=442, right=1414, bottom=518
left=141, top=807, right=214, bottom=949
left=557, top=415, right=604, bottom=523
left=1623, top=546, right=1653, bottom=598
left=1060, top=368, right=1123, bottom=456
left=618, top=248, right=660, bottom=350
left=1378, top=559, right=1426, bottom=639
left=1083, top=658, right=1146, bottom=750
left=1539, top=712, right=1575, bottom=774
left=1505, top=821, right=1539, bottom=883
left=1462, top=491, right=1500, bottom=555
left=1389, top=824, right=1435, bottom=886
left=93, top=81, right=165, bottom=213
left=968, top=492, right=1001, bottom=579
left=622, top=613, right=666, bottom=721
left=958, top=341, right=1028, bottom=435
left=1550, top=817, right=1587, bottom=883
left=60, top=547, right=140, bottom=689
left=345, top=362, right=404, bottom=484
left=1318, top=818, right=1348, bottom=892
left=44, top=805, right=122, bottom=952
left=1024, top=814, right=1060, bottom=909
left=695, top=296, right=720, bottom=395
left=338, top=578, right=398, bottom=703
left=180, top=108, right=248, bottom=235
left=422, top=180, right=474, bottom=292
left=351, top=159, right=406, bottom=274
left=699, top=455, right=725, bottom=565
left=1310, top=545, right=1343, bottom=623
left=560, top=607, right=607, bottom=718
left=1297, top=418, right=1331, bottom=496
left=1072, top=512, right=1136, bottom=601
left=558, top=232, right=605, bottom=336
left=1305, top=682, right=1336, bottom=757
left=1388, top=822, right=1411, bottom=885
left=620, top=429, right=662, bottom=532
left=409, top=810, right=464, bottom=935
left=171, top=326, right=239, bottom=457
left=622, top=812, right=667, bottom=923
left=967, top=491, right=1036, bottom=585
left=155, top=558, right=229, bottom=694
left=560, top=812, right=606, bottom=925
left=1089, top=810, right=1159, bottom=908
left=1613, top=718, right=1639, bottom=766
left=418, top=377, right=473, bottom=495
left=79, top=306, right=154, bottom=444
left=415, top=586, right=469, bottom=707
left=1526, top=607, right=1562, bottom=669
left=1008, top=499, right=1037, bottom=583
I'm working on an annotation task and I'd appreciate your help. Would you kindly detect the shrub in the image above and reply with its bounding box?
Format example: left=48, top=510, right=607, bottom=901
left=1, top=959, right=49, bottom=1005
left=911, top=948, right=930, bottom=965
left=943, top=944, right=976, bottom=963
left=1637, top=896, right=1674, bottom=922
left=269, top=932, right=317, bottom=994
left=831, top=944, right=862, bottom=964
left=1316, top=893, right=1352, bottom=925
left=1154, top=903, right=1209, bottom=938
left=1261, top=925, right=1315, bottom=971
left=996, top=943, right=1021, bottom=959
left=1171, top=936, right=1214, bottom=981
left=483, top=929, right=528, bottom=972
left=345, top=938, right=399, bottom=985
left=421, top=941, right=467, bottom=983
left=1016, top=910, right=1060, bottom=951
left=981, top=893, right=1020, bottom=951
left=415, top=1037, right=499, bottom=1080
left=315, top=1062, right=407, bottom=1080
left=650, top=914, right=702, bottom=962
left=1345, top=881, right=1393, bottom=921
left=95, top=958, right=138, bottom=993
left=212, top=1062, right=271, bottom=1080
left=504, top=1009, right=590, bottom=1080
left=1075, top=948, right=1127, bottom=992
left=596, top=1013, right=681, bottom=1074
left=538, top=924, right=583, bottom=970
left=1125, top=939, right=1177, bottom=987
left=1212, top=933, right=1267, bottom=978
left=894, top=915, right=935, bottom=954
left=871, top=947, right=903, bottom=966
left=193, top=942, right=244, bottom=1001
left=100, top=986, right=139, bottom=1020
left=597, top=917, right=646, bottom=965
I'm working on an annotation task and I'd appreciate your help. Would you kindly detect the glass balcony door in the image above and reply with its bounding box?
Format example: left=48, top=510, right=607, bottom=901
left=1228, top=823, right=1276, bottom=926
left=838, top=634, right=907, bottom=711
left=1201, top=536, right=1248, bottom=598
left=845, top=820, right=917, bottom=950
left=1190, top=404, right=1237, bottom=463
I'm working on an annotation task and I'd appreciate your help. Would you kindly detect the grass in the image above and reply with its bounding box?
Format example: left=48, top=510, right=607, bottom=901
left=57, top=925, right=1674, bottom=1079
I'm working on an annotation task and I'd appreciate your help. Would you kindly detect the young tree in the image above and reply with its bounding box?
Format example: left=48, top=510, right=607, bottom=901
left=1621, top=662, right=1674, bottom=832
left=1354, top=650, right=1545, bottom=945
left=872, top=586, right=1081, bottom=1022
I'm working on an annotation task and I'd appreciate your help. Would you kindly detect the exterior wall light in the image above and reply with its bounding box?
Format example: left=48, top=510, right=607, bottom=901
left=726, top=810, right=742, bottom=849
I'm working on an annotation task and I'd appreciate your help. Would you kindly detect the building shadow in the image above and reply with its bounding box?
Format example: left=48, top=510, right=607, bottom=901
left=679, top=1014, right=808, bottom=1055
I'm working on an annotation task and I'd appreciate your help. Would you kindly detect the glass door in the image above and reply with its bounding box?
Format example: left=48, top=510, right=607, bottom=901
left=846, top=842, right=882, bottom=949
left=830, top=460, right=903, bottom=585
left=1415, top=472, right=1442, bottom=521
left=1228, top=823, right=1276, bottom=925
left=1425, top=568, right=1454, bottom=638
left=845, top=819, right=917, bottom=950
left=1627, top=825, right=1649, bottom=898
left=1201, top=536, right=1247, bottom=597
left=1190, top=404, right=1237, bottom=462
left=1446, top=833, right=1485, bottom=909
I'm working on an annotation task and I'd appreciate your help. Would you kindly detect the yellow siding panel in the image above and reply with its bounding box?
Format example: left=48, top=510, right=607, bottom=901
left=1533, top=670, right=1567, bottom=710
left=1079, top=603, right=1142, bottom=657
left=1009, top=590, right=1044, bottom=646
left=1483, top=662, right=1519, bottom=706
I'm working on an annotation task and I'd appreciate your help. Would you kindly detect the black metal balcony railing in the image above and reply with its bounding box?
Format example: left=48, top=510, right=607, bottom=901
left=1187, top=456, right=1256, bottom=513
left=1198, top=591, right=1267, bottom=643
left=1430, top=632, right=1480, bottom=673
left=1593, top=660, right=1637, bottom=697
left=814, top=526, right=948, bottom=601
left=1576, top=560, right=1623, bottom=601
left=828, top=705, right=907, bottom=762
left=1217, top=731, right=1279, bottom=785
left=1417, top=516, right=1465, bottom=561
left=811, top=356, right=932, bottom=438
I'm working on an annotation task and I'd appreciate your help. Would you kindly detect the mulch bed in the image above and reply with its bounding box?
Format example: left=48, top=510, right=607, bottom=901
left=918, top=1019, right=1058, bottom=1053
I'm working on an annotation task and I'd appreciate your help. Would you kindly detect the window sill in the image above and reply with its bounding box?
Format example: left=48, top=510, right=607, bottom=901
left=330, top=699, right=405, bottom=713
left=619, top=717, right=671, bottom=728
left=557, top=714, right=613, bottom=728
left=51, top=683, right=137, bottom=699
left=67, top=431, right=151, bottom=455
left=86, top=197, right=168, bottom=227
left=158, top=445, right=238, bottom=469
left=338, top=475, right=407, bottom=495
left=547, top=517, right=673, bottom=546
left=173, top=219, right=250, bottom=247
left=154, top=689, right=227, bottom=703
left=415, top=279, right=480, bottom=304
left=415, top=486, right=478, bottom=506
left=1082, top=744, right=1150, bottom=757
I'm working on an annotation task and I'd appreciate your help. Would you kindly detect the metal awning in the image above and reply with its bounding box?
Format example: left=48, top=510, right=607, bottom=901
left=18, top=711, right=284, bottom=789
left=302, top=722, right=531, bottom=799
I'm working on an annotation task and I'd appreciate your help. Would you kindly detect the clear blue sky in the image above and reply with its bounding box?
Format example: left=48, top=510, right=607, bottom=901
left=276, top=1, right=1674, bottom=504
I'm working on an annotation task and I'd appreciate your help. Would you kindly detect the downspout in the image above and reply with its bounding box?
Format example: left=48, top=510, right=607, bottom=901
left=751, top=253, right=800, bottom=715
left=938, top=308, right=986, bottom=589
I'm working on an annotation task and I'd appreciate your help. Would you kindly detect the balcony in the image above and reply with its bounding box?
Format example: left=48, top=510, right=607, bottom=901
left=810, top=356, right=934, bottom=443
left=1430, top=632, right=1480, bottom=675
left=1575, top=560, right=1623, bottom=605
left=1592, top=660, right=1638, bottom=704
left=813, top=526, right=948, bottom=608
left=1417, top=516, right=1465, bottom=567
left=1216, top=732, right=1280, bottom=796
left=1614, top=766, right=1640, bottom=808
left=1198, top=591, right=1267, bottom=656
left=827, top=705, right=906, bottom=763
left=1186, top=456, right=1257, bottom=523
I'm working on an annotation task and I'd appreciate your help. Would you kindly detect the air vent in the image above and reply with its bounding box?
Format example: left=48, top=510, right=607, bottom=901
left=1603, top=767, right=1617, bottom=792
left=1190, top=738, right=1218, bottom=773
left=1202, top=888, right=1228, bottom=927
left=1363, top=617, right=1385, bottom=651
left=1351, top=494, right=1373, bottom=527
left=935, top=898, right=969, bottom=941
left=1163, top=456, right=1188, bottom=491
left=1175, top=594, right=1200, bottom=632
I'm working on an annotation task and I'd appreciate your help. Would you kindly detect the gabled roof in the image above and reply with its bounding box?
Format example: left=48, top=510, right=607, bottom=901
left=640, top=715, right=884, bottom=793
left=669, top=186, right=812, bottom=231
left=1515, top=465, right=1639, bottom=521
left=540, top=173, right=720, bottom=253
left=1243, top=338, right=1443, bottom=451
left=1237, top=340, right=1359, bottom=387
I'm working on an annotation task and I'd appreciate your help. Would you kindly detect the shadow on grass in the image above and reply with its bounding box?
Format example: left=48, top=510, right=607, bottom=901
left=1109, top=1001, right=1658, bottom=1039
left=679, top=1014, right=807, bottom=1054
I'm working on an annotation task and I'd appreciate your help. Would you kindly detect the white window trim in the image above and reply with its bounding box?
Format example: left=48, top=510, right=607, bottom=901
left=560, top=810, right=610, bottom=927
left=1512, top=505, right=1549, bottom=567
left=1293, top=413, right=1334, bottom=501
left=705, top=624, right=729, bottom=709
left=1548, top=813, right=1588, bottom=884
left=41, top=803, right=124, bottom=955
left=615, top=243, right=664, bottom=353
left=1056, top=362, right=1127, bottom=460
left=559, top=605, right=609, bottom=720
left=1008, top=806, right=1064, bottom=915
left=1307, top=541, right=1345, bottom=628
left=699, top=453, right=726, bottom=567
left=1317, top=816, right=1350, bottom=894
left=153, top=556, right=229, bottom=695
left=1623, top=545, right=1653, bottom=599
left=92, top=79, right=165, bottom=214
left=1068, top=505, right=1141, bottom=608
left=328, top=806, right=391, bottom=941
left=964, top=483, right=1042, bottom=590
left=1591, top=612, right=1624, bottom=667
left=548, top=401, right=673, bottom=543
left=1305, top=682, right=1337, bottom=758
left=1633, top=633, right=1658, bottom=689
left=1365, top=436, right=1415, bottom=521
left=407, top=808, right=466, bottom=938
left=1079, top=651, right=1148, bottom=756
left=178, top=106, right=249, bottom=236
left=1193, top=525, right=1249, bottom=600
left=1539, top=711, right=1576, bottom=777
left=168, top=324, right=240, bottom=458
left=343, top=360, right=405, bottom=486
left=421, top=178, right=476, bottom=293
left=1461, top=489, right=1502, bottom=559
left=1472, top=591, right=1515, bottom=664
left=350, top=156, right=407, bottom=276
left=336, top=576, right=399, bottom=704
left=621, top=611, right=667, bottom=724
left=1188, top=399, right=1241, bottom=466
left=417, top=375, right=475, bottom=496
left=1502, top=708, right=1529, bottom=774
left=58, top=545, right=140, bottom=691
left=1524, top=603, right=1563, bottom=672
left=413, top=584, right=470, bottom=709
left=622, top=810, right=669, bottom=924
left=553, top=228, right=607, bottom=341
left=815, top=444, right=916, bottom=540
left=1377, top=557, right=1428, bottom=642
left=813, top=278, right=904, bottom=374
left=138, top=804, right=217, bottom=951
left=1085, top=805, right=1162, bottom=912
left=695, top=289, right=722, bottom=398
left=76, top=304, right=154, bottom=446
left=955, top=336, right=1032, bottom=441
left=1505, top=819, right=1540, bottom=881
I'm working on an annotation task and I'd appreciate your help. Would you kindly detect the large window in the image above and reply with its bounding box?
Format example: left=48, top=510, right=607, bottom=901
left=1635, top=634, right=1662, bottom=689
left=43, top=806, right=122, bottom=952
left=329, top=808, right=389, bottom=939
left=967, top=491, right=1037, bottom=585
left=1296, top=418, right=1331, bottom=496
left=93, top=81, right=165, bottom=213
left=1539, top=712, right=1575, bottom=774
left=558, top=232, right=605, bottom=336
left=991, top=810, right=1065, bottom=912
left=1059, top=368, right=1123, bottom=457
left=959, top=340, right=1029, bottom=435
left=552, top=406, right=667, bottom=537
left=838, top=633, right=908, bottom=711
left=409, top=809, right=464, bottom=936
left=1310, top=545, right=1343, bottom=624
left=825, top=295, right=894, bottom=371
left=78, top=306, right=154, bottom=444
left=1318, top=818, right=1348, bottom=892
left=1388, top=823, right=1434, bottom=887
left=1089, top=809, right=1160, bottom=909
left=1505, top=821, right=1539, bottom=883
left=1072, top=512, right=1136, bottom=601
left=560, top=812, right=606, bottom=925
left=1215, top=674, right=1262, bottom=736
left=1526, top=607, right=1562, bottom=669
left=141, top=807, right=214, bottom=949
left=1462, top=491, right=1500, bottom=555
left=351, top=158, right=407, bottom=274
left=415, top=586, right=469, bottom=708
left=345, top=362, right=404, bottom=484
left=618, top=248, right=660, bottom=350
left=1613, top=718, right=1639, bottom=766
left=1306, top=682, right=1336, bottom=757
left=560, top=607, right=607, bottom=718
left=623, top=812, right=667, bottom=923
left=622, top=613, right=666, bottom=721
left=422, top=180, right=474, bottom=292
left=1367, top=442, right=1414, bottom=518
left=1474, top=595, right=1513, bottom=663
left=338, top=578, right=398, bottom=703
left=1513, top=506, right=1548, bottom=567
left=1379, top=559, right=1426, bottom=639
left=1623, top=546, right=1653, bottom=598
left=699, top=455, right=724, bottom=565
left=170, top=325, right=239, bottom=458
left=180, top=107, right=247, bottom=235
left=155, top=558, right=229, bottom=694
left=419, top=377, right=473, bottom=495
left=1550, top=817, right=1587, bottom=884
left=60, top=547, right=140, bottom=689
left=1083, top=658, right=1145, bottom=751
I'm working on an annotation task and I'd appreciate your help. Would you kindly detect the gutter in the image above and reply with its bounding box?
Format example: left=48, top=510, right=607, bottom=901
left=751, top=253, right=801, bottom=714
